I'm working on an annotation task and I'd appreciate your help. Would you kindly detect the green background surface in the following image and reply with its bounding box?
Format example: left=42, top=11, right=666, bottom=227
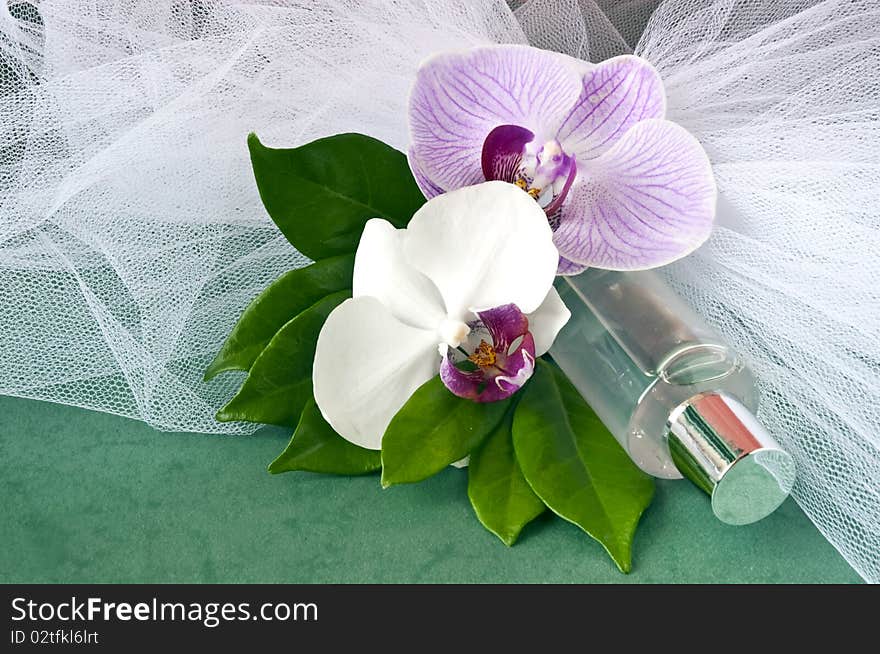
left=0, top=395, right=860, bottom=583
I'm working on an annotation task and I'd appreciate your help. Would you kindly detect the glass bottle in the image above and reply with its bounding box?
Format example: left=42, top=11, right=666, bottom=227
left=550, top=269, right=796, bottom=525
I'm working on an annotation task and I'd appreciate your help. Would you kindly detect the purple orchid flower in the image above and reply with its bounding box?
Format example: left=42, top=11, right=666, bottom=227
left=440, top=303, right=536, bottom=403
left=408, top=46, right=716, bottom=274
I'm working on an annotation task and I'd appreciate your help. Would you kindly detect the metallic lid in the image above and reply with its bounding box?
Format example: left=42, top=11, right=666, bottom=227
left=667, top=392, right=796, bottom=525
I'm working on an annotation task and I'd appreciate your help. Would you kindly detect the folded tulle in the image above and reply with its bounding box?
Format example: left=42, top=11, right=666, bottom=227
left=0, top=0, right=877, bottom=582
left=0, top=1, right=529, bottom=433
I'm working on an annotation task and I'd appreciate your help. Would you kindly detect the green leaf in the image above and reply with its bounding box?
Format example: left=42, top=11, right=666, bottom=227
left=468, top=410, right=546, bottom=546
left=205, top=255, right=355, bottom=381
left=512, top=360, right=654, bottom=573
left=269, top=398, right=381, bottom=476
left=381, top=376, right=510, bottom=488
left=248, top=132, right=426, bottom=260
left=216, top=291, right=349, bottom=427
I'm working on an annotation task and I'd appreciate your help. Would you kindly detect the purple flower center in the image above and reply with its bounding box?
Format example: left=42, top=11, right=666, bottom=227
left=481, top=124, right=577, bottom=218
left=439, top=303, right=536, bottom=403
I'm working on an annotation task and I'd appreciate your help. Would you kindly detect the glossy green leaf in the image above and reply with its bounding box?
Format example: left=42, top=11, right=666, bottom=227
left=216, top=291, right=349, bottom=427
left=205, top=255, right=354, bottom=381
left=248, top=132, right=426, bottom=260
left=381, top=376, right=510, bottom=488
left=512, top=360, right=654, bottom=573
left=269, top=398, right=381, bottom=476
left=468, top=411, right=546, bottom=546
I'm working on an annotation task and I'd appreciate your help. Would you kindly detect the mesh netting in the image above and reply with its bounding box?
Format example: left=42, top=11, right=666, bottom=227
left=0, top=0, right=877, bottom=581
left=0, top=0, right=527, bottom=432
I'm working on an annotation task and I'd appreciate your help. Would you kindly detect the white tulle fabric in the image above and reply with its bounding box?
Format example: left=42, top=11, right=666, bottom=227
left=0, top=1, right=877, bottom=582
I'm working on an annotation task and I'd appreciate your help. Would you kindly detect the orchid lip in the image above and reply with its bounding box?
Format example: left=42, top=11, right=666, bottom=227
left=481, top=124, right=577, bottom=220
left=495, top=350, right=535, bottom=392
left=439, top=303, right=537, bottom=403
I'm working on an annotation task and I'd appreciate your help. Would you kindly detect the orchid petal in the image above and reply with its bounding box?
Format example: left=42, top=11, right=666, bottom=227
left=353, top=218, right=446, bottom=330
left=408, top=148, right=444, bottom=199
left=481, top=124, right=534, bottom=183
left=527, top=288, right=571, bottom=356
left=404, top=181, right=558, bottom=319
left=313, top=297, right=439, bottom=450
left=409, top=45, right=584, bottom=192
left=557, top=55, right=665, bottom=161
left=477, top=303, right=529, bottom=354
left=553, top=119, right=716, bottom=270
left=556, top=256, right=589, bottom=276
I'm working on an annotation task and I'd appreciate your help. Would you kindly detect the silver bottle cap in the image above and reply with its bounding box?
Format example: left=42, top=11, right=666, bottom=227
left=667, top=392, right=796, bottom=525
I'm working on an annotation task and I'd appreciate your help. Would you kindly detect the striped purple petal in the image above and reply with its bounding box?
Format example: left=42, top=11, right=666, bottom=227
left=408, top=148, right=445, bottom=199
left=556, top=256, right=589, bottom=276
left=556, top=55, right=665, bottom=161
left=409, top=45, right=583, bottom=193
left=553, top=119, right=716, bottom=270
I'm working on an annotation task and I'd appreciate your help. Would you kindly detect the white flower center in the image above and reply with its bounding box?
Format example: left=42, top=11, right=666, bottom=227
left=438, top=318, right=471, bottom=348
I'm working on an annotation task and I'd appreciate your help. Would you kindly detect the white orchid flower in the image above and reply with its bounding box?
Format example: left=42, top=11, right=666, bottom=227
left=313, top=181, right=571, bottom=450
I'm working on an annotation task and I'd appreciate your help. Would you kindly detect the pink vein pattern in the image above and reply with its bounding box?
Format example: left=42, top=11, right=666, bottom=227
left=553, top=119, right=716, bottom=270
left=409, top=46, right=582, bottom=192
left=556, top=56, right=666, bottom=160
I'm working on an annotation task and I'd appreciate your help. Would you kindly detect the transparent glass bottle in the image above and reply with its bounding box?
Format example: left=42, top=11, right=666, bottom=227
left=550, top=269, right=795, bottom=524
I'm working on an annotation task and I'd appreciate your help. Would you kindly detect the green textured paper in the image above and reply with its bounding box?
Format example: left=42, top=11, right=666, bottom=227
left=0, top=396, right=862, bottom=583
